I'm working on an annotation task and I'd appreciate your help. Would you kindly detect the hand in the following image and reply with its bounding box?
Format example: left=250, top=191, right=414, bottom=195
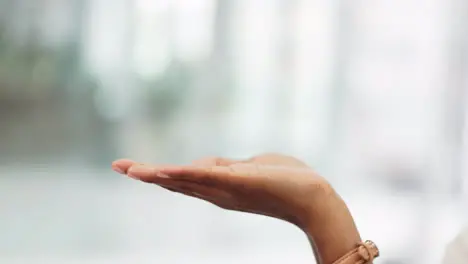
left=112, top=153, right=363, bottom=264
left=112, top=153, right=332, bottom=227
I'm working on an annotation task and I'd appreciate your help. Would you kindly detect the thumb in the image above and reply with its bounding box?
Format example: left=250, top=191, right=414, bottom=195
left=191, top=156, right=241, bottom=167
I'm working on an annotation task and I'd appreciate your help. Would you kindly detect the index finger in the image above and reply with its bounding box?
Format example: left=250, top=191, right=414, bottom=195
left=112, top=159, right=138, bottom=174
left=127, top=164, right=242, bottom=186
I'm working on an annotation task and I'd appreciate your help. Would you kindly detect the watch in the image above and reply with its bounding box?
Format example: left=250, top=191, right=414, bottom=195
left=332, top=240, right=379, bottom=264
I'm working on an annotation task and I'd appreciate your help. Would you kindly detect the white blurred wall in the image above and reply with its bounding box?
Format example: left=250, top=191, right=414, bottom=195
left=1, top=0, right=467, bottom=264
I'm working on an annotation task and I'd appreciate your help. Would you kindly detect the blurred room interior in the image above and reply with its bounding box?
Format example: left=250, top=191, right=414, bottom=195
left=1, top=0, right=468, bottom=263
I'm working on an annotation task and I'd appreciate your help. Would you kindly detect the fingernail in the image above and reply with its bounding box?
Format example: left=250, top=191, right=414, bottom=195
left=112, top=167, right=125, bottom=175
left=126, top=170, right=139, bottom=179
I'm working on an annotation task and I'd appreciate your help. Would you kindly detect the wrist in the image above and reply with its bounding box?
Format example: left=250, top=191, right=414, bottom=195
left=299, top=185, right=363, bottom=264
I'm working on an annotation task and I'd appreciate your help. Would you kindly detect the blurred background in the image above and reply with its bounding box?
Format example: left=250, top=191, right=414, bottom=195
left=1, top=0, right=468, bottom=263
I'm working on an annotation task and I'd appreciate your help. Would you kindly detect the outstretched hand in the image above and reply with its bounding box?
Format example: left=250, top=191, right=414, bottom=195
left=112, top=153, right=333, bottom=227
left=112, top=153, right=364, bottom=264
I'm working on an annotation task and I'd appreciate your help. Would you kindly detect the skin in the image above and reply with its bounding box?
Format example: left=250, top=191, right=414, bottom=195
left=112, top=153, right=364, bottom=264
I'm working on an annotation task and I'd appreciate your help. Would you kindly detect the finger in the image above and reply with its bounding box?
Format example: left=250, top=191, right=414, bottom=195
left=165, top=163, right=313, bottom=191
left=127, top=164, right=247, bottom=187
left=126, top=164, right=173, bottom=184
left=112, top=159, right=139, bottom=174
left=164, top=186, right=227, bottom=209
left=159, top=181, right=231, bottom=201
left=124, top=164, right=219, bottom=197
left=248, top=153, right=310, bottom=168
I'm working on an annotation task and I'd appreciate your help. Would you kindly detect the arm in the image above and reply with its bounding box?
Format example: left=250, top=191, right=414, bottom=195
left=112, top=154, right=378, bottom=264
left=300, top=185, right=377, bottom=264
left=301, top=187, right=364, bottom=264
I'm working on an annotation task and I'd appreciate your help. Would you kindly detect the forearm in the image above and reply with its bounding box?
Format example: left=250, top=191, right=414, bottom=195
left=300, top=189, right=364, bottom=264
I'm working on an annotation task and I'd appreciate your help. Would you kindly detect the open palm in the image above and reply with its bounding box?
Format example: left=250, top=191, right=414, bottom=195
left=112, top=153, right=331, bottom=226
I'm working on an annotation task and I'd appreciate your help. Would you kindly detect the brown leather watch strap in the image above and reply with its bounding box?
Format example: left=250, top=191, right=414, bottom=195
left=332, top=240, right=379, bottom=264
